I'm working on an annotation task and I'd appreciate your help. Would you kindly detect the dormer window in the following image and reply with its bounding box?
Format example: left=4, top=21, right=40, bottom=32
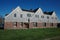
left=35, top=15, right=39, bottom=18
left=14, top=14, right=16, bottom=17
left=47, top=16, right=49, bottom=19
left=55, top=17, right=57, bottom=19
left=27, top=14, right=31, bottom=17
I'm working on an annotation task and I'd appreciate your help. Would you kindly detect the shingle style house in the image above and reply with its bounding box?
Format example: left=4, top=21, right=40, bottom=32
left=4, top=6, right=58, bottom=29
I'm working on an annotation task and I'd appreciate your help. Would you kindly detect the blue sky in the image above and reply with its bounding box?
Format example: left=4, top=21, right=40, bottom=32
left=0, top=0, right=60, bottom=20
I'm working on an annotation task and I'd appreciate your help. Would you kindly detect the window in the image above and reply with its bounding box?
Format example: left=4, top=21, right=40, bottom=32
left=52, top=17, right=54, bottom=19
left=41, top=16, right=44, bottom=18
left=20, top=22, right=23, bottom=26
left=50, top=23, right=53, bottom=26
left=13, top=22, right=17, bottom=27
left=14, top=14, right=16, bottom=17
left=55, top=17, right=57, bottom=19
left=33, top=22, right=37, bottom=27
left=35, top=15, right=39, bottom=18
left=28, top=19, right=30, bottom=22
left=47, top=16, right=49, bottom=19
left=43, top=23, right=46, bottom=26
left=20, top=14, right=23, bottom=18
left=27, top=14, right=31, bottom=17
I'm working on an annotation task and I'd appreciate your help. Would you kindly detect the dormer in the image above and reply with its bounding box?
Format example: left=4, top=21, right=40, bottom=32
left=51, top=11, right=58, bottom=20
left=14, top=6, right=22, bottom=12
left=5, top=6, right=22, bottom=18
left=52, top=11, right=56, bottom=17
left=35, top=8, right=43, bottom=15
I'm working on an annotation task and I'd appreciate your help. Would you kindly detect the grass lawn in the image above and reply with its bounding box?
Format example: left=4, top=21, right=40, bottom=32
left=0, top=28, right=60, bottom=40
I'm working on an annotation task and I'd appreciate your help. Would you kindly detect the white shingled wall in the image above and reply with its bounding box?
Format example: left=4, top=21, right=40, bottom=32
left=5, top=6, right=58, bottom=23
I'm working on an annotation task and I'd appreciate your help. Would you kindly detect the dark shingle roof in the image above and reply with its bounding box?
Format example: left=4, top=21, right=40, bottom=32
left=44, top=11, right=53, bottom=15
left=22, top=8, right=39, bottom=12
left=22, top=8, right=53, bottom=15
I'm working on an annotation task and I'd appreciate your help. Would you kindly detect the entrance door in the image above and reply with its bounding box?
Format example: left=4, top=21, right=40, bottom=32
left=24, top=23, right=29, bottom=28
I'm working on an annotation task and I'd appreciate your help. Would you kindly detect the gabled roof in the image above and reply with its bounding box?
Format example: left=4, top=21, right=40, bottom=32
left=5, top=6, right=55, bottom=16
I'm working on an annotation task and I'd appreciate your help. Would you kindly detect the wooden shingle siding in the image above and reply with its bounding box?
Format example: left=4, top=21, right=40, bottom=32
left=4, top=6, right=58, bottom=29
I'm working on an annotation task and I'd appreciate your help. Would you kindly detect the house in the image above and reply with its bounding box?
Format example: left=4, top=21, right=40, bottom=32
left=4, top=6, right=58, bottom=29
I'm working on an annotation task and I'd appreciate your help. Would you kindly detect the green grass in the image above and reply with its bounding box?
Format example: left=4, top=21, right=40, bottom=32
left=0, top=28, right=60, bottom=40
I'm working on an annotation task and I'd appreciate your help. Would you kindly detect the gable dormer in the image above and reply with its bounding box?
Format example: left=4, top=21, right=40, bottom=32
left=5, top=6, right=22, bottom=18
left=35, top=8, right=43, bottom=15
left=14, top=6, right=22, bottom=12
left=52, top=11, right=56, bottom=17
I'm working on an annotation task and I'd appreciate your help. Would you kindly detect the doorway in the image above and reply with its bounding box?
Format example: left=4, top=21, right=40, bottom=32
left=24, top=23, right=29, bottom=28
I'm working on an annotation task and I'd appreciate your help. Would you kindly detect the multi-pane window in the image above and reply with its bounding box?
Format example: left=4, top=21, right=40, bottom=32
left=33, top=22, right=37, bottom=27
left=55, top=17, right=57, bottom=19
left=20, top=14, right=23, bottom=18
left=47, top=16, right=49, bottom=19
left=50, top=23, right=53, bottom=26
left=41, top=16, right=44, bottom=18
left=35, top=15, right=39, bottom=18
left=27, top=14, right=31, bottom=17
left=20, top=22, right=23, bottom=26
left=13, top=22, right=17, bottom=27
left=52, top=17, right=54, bottom=19
left=43, top=23, right=46, bottom=27
left=14, top=14, right=16, bottom=17
left=51, top=17, right=57, bottom=20
left=28, top=19, right=30, bottom=22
